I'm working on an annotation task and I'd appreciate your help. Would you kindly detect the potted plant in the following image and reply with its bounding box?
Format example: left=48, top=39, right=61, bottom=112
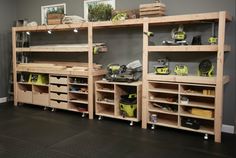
left=88, top=3, right=113, bottom=22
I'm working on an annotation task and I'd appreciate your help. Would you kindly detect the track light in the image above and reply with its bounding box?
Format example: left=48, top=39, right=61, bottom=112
left=73, top=28, right=78, bottom=33
left=47, top=30, right=52, bottom=34
left=26, top=31, right=31, bottom=35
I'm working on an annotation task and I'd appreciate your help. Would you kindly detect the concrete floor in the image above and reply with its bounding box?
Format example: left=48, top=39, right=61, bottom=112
left=0, top=102, right=235, bottom=158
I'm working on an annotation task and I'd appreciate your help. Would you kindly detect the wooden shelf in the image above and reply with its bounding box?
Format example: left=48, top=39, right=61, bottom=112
left=179, top=126, right=214, bottom=135
left=13, top=12, right=232, bottom=32
left=18, top=82, right=49, bottom=87
left=148, top=119, right=178, bottom=128
left=148, top=88, right=178, bottom=94
left=180, top=111, right=214, bottom=121
left=180, top=101, right=215, bottom=109
left=16, top=44, right=107, bottom=53
left=147, top=74, right=230, bottom=85
left=69, top=100, right=88, bottom=104
left=96, top=111, right=114, bottom=117
left=96, top=89, right=115, bottom=93
left=180, top=92, right=215, bottom=98
left=96, top=101, right=114, bottom=106
left=149, top=99, right=178, bottom=105
left=148, top=107, right=178, bottom=116
left=69, top=83, right=88, bottom=86
left=148, top=45, right=231, bottom=52
left=69, top=91, right=88, bottom=95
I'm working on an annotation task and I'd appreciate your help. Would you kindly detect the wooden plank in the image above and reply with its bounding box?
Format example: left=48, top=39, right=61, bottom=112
left=214, top=11, right=226, bottom=143
left=147, top=74, right=217, bottom=85
left=142, top=21, right=149, bottom=129
left=12, top=28, right=17, bottom=106
left=140, top=11, right=165, bottom=16
left=148, top=45, right=231, bottom=52
left=140, top=3, right=166, bottom=8
left=14, top=22, right=88, bottom=32
left=140, top=7, right=166, bottom=12
left=88, top=22, right=94, bottom=119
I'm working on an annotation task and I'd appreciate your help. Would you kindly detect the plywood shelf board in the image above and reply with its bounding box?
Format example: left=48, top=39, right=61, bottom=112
left=148, top=45, right=231, bottom=52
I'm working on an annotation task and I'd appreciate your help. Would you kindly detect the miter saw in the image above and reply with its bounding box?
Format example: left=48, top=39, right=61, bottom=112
left=162, top=25, right=188, bottom=45
left=105, top=60, right=142, bottom=82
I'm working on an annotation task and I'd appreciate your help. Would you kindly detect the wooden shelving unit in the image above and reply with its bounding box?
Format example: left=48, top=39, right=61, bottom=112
left=12, top=23, right=106, bottom=119
left=12, top=11, right=231, bottom=142
left=95, top=80, right=142, bottom=125
left=142, top=11, right=232, bottom=143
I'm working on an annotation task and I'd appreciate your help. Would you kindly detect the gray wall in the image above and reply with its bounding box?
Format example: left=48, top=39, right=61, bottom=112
left=0, top=0, right=16, bottom=98
left=14, top=0, right=236, bottom=126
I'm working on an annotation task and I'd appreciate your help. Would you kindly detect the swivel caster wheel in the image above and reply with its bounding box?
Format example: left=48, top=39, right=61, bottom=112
left=204, top=134, right=208, bottom=140
left=43, top=107, right=47, bottom=111
left=151, top=124, right=155, bottom=130
left=82, top=113, right=86, bottom=118
left=130, top=121, right=134, bottom=126
left=51, top=108, right=56, bottom=112
left=98, top=116, right=102, bottom=120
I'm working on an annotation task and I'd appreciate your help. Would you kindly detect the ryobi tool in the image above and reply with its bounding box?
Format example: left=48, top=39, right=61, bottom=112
left=174, top=65, right=188, bottom=76
left=154, top=58, right=170, bottom=75
left=208, top=23, right=217, bottom=45
left=198, top=59, right=214, bottom=77
left=120, top=94, right=137, bottom=118
left=162, top=25, right=188, bottom=45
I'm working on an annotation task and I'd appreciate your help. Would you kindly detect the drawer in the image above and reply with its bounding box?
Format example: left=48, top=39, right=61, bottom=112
left=50, top=92, right=68, bottom=101
left=17, top=89, right=32, bottom=104
left=50, top=85, right=68, bottom=93
left=50, top=76, right=68, bottom=85
left=33, top=92, right=49, bottom=106
left=50, top=100, right=68, bottom=109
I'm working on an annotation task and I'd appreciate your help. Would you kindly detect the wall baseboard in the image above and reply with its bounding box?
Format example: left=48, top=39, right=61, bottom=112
left=222, top=124, right=235, bottom=134
left=0, top=97, right=7, bottom=103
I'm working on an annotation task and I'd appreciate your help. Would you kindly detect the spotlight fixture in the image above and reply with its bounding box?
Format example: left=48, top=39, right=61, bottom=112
left=26, top=31, right=31, bottom=35
left=47, top=30, right=52, bottom=34
left=73, top=28, right=78, bottom=33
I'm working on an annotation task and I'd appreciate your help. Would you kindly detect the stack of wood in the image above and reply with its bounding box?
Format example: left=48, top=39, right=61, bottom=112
left=47, top=13, right=64, bottom=25
left=139, top=1, right=166, bottom=18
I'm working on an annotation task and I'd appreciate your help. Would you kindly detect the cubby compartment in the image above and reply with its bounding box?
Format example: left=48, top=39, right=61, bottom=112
left=68, top=102, right=88, bottom=113
left=69, top=93, right=88, bottom=104
left=32, top=85, right=49, bottom=106
left=17, top=84, right=32, bottom=103
left=69, top=77, right=88, bottom=86
left=50, top=76, right=68, bottom=85
left=69, top=85, right=88, bottom=94
left=96, top=83, right=114, bottom=92
left=180, top=105, right=214, bottom=120
left=17, top=72, right=30, bottom=83
left=149, top=92, right=178, bottom=104
left=179, top=95, right=215, bottom=109
left=148, top=102, right=178, bottom=115
left=180, top=116, right=214, bottom=134
left=149, top=81, right=178, bottom=94
left=149, top=112, right=178, bottom=128
left=180, top=84, right=215, bottom=97
left=96, top=103, right=114, bottom=116
left=96, top=91, right=114, bottom=105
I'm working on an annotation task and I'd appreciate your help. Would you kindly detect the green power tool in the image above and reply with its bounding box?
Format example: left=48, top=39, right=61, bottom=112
left=120, top=94, right=137, bottom=118
left=198, top=59, right=214, bottom=77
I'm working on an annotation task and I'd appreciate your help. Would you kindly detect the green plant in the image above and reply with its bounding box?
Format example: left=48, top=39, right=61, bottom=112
left=88, top=3, right=113, bottom=22
left=47, top=6, right=64, bottom=14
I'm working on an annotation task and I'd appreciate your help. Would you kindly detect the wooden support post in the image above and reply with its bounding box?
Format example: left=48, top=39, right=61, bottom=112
left=215, top=11, right=226, bottom=143
left=88, top=22, right=94, bottom=119
left=12, top=28, right=17, bottom=106
left=142, top=21, right=149, bottom=129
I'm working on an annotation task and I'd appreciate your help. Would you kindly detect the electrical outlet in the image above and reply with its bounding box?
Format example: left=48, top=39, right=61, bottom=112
left=0, top=97, right=7, bottom=103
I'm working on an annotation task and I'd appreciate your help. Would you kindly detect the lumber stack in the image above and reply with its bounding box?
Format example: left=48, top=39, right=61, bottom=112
left=139, top=1, right=166, bottom=18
